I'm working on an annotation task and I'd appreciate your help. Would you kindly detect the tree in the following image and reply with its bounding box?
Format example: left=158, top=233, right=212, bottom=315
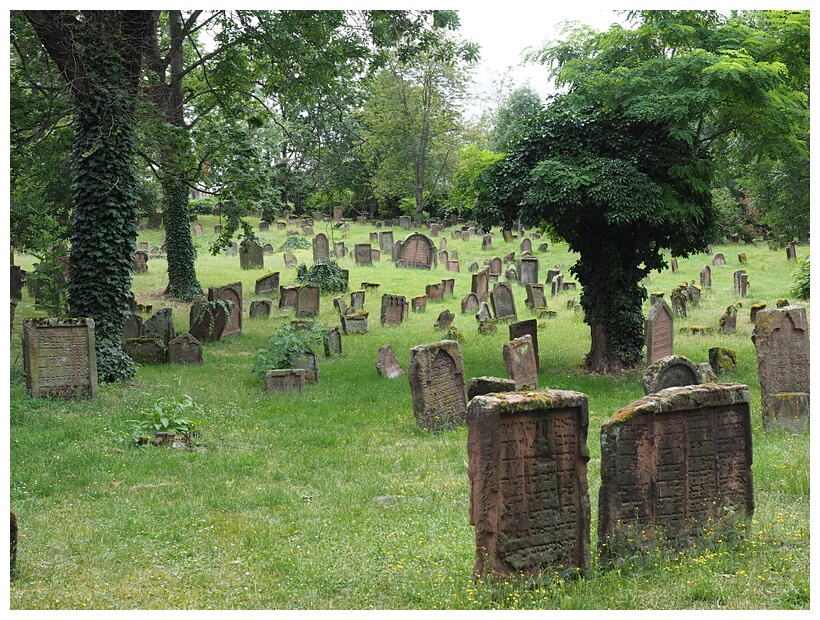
left=447, top=145, right=503, bottom=219
left=488, top=85, right=543, bottom=153
left=24, top=10, right=155, bottom=382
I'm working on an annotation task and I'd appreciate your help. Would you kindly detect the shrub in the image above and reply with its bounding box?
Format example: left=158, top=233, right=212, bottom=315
left=127, top=393, right=204, bottom=446
left=279, top=235, right=312, bottom=252
left=189, top=197, right=217, bottom=215
left=251, top=323, right=328, bottom=378
left=790, top=254, right=810, bottom=300
left=296, top=259, right=348, bottom=294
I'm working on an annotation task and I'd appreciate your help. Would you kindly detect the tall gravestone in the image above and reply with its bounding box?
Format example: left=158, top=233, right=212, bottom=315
left=355, top=243, right=372, bottom=266
left=279, top=285, right=298, bottom=310
left=407, top=340, right=468, bottom=433
left=239, top=241, right=264, bottom=270
left=209, top=282, right=242, bottom=336
left=489, top=257, right=502, bottom=277
left=598, top=383, right=754, bottom=561
left=754, top=305, right=810, bottom=431
left=525, top=283, right=547, bottom=310
left=467, top=389, right=591, bottom=577
left=644, top=299, right=674, bottom=364
left=142, top=308, right=176, bottom=346
left=471, top=268, right=490, bottom=303
left=296, top=285, right=320, bottom=318
left=490, top=281, right=517, bottom=322
left=23, top=318, right=98, bottom=399
left=509, top=318, right=539, bottom=371
left=188, top=300, right=229, bottom=342
left=700, top=265, right=712, bottom=289
left=379, top=230, right=394, bottom=254
left=312, top=233, right=329, bottom=262
left=503, top=334, right=539, bottom=390
left=381, top=294, right=409, bottom=326
left=518, top=256, right=539, bottom=285
left=396, top=232, right=436, bottom=269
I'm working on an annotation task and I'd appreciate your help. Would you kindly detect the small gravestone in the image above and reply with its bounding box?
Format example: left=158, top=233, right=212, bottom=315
left=379, top=230, right=394, bottom=254
left=296, top=285, right=320, bottom=318
left=520, top=238, right=532, bottom=254
left=249, top=300, right=272, bottom=319
left=503, top=334, right=539, bottom=390
left=489, top=256, right=502, bottom=277
left=138, top=241, right=149, bottom=251
left=733, top=270, right=747, bottom=296
left=550, top=274, right=564, bottom=297
left=188, top=300, right=229, bottom=342
left=301, top=225, right=314, bottom=236
left=355, top=243, right=372, bottom=266
left=645, top=299, right=674, bottom=364
left=240, top=241, right=264, bottom=270
left=380, top=294, right=408, bottom=326
left=412, top=295, right=428, bottom=313
left=255, top=271, right=280, bottom=296
left=259, top=221, right=269, bottom=232
left=312, top=233, right=330, bottom=262
left=168, top=332, right=203, bottom=364
left=263, top=243, right=274, bottom=255
left=209, top=282, right=242, bottom=336
left=293, top=350, right=319, bottom=383
left=468, top=389, right=591, bottom=577
left=442, top=278, right=455, bottom=296
left=786, top=242, right=796, bottom=261
left=518, top=257, right=539, bottom=285
left=283, top=252, right=298, bottom=268
left=225, top=243, right=238, bottom=256
left=278, top=285, right=299, bottom=310
left=502, top=229, right=513, bottom=243
left=738, top=252, right=747, bottom=264
left=23, top=318, right=98, bottom=399
left=142, top=308, right=176, bottom=346
left=264, top=369, right=305, bottom=393
left=641, top=354, right=701, bottom=394
left=124, top=337, right=166, bottom=364
left=376, top=345, right=405, bottom=379
left=469, top=262, right=480, bottom=273
left=461, top=293, right=479, bottom=314
left=712, top=253, right=726, bottom=265
left=334, top=241, right=347, bottom=259
left=670, top=256, right=678, bottom=272
left=471, top=268, right=490, bottom=303
left=446, top=259, right=460, bottom=273
left=476, top=301, right=493, bottom=323
left=490, top=281, right=517, bottom=322
left=133, top=251, right=149, bottom=272
left=340, top=312, right=368, bottom=334
left=434, top=309, right=455, bottom=330
left=193, top=222, right=203, bottom=235
left=399, top=215, right=411, bottom=230
left=670, top=287, right=687, bottom=318
left=121, top=312, right=143, bottom=348
left=370, top=232, right=379, bottom=244
left=482, top=235, right=492, bottom=250
left=350, top=289, right=365, bottom=310
left=439, top=250, right=449, bottom=265
left=504, top=251, right=516, bottom=264
left=426, top=282, right=445, bottom=302
left=408, top=340, right=468, bottom=433
left=754, top=305, right=810, bottom=431
left=504, top=265, right=518, bottom=283
left=525, top=283, right=547, bottom=310
left=598, top=383, right=753, bottom=562
left=687, top=282, right=701, bottom=308
left=323, top=327, right=342, bottom=357
left=719, top=304, right=737, bottom=334
left=509, top=318, right=539, bottom=370
left=466, top=376, right=517, bottom=400
left=333, top=295, right=348, bottom=315
left=430, top=223, right=440, bottom=237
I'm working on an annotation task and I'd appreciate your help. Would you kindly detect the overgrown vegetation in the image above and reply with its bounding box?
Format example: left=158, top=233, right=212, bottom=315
left=790, top=254, right=810, bottom=300
left=296, top=259, right=349, bottom=294
left=251, top=322, right=329, bottom=378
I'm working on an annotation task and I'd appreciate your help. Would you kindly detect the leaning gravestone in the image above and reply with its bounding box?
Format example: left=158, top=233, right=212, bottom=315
left=209, top=282, right=242, bottom=336
left=23, top=317, right=98, bottom=399
left=525, top=283, right=547, bottom=310
left=434, top=309, right=455, bottom=330
left=598, top=383, right=753, bottom=562
left=188, top=300, right=229, bottom=342
left=312, top=233, right=330, bottom=262
left=466, top=376, right=517, bottom=400
left=407, top=340, right=468, bottom=433
left=490, top=281, right=517, bottom=322
left=239, top=241, right=264, bottom=270
left=168, top=332, right=203, bottom=364
left=644, top=299, right=674, bottom=364
left=754, top=305, right=810, bottom=431
left=283, top=252, right=298, bottom=268
left=503, top=334, right=539, bottom=390
left=467, top=389, right=591, bottom=577
left=255, top=271, right=280, bottom=296
left=719, top=303, right=737, bottom=334
left=296, top=285, right=320, bottom=318
left=376, top=345, right=405, bottom=379
left=641, top=354, right=701, bottom=395
left=142, top=308, right=176, bottom=346
left=509, top=318, right=539, bottom=370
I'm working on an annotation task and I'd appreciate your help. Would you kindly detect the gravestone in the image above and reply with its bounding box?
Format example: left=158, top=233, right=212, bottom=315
left=370, top=232, right=379, bottom=244
left=379, top=230, right=394, bottom=254
left=439, top=250, right=449, bottom=264
left=255, top=271, right=280, bottom=296
left=408, top=340, right=468, bottom=433
left=240, top=241, right=264, bottom=270
left=470, top=262, right=480, bottom=273
left=381, top=294, right=409, bottom=327
left=350, top=289, right=365, bottom=310
left=490, top=281, right=517, bottom=321
left=509, top=318, right=539, bottom=370
left=447, top=259, right=460, bottom=273
left=461, top=293, right=480, bottom=314
left=193, top=222, right=203, bottom=235
left=430, top=223, right=440, bottom=237
left=670, top=256, right=678, bottom=273
left=442, top=278, right=455, bottom=296
left=263, top=243, right=273, bottom=255
left=738, top=252, right=747, bottom=264
left=283, top=252, right=298, bottom=268
left=11, top=265, right=24, bottom=302
left=786, top=242, right=796, bottom=261
left=644, top=299, right=674, bottom=364
left=709, top=347, right=737, bottom=374
left=333, top=295, right=348, bottom=315
left=264, top=369, right=305, bottom=393
left=412, top=295, right=428, bottom=313
left=124, top=337, right=166, bottom=364
left=754, top=305, right=810, bottom=431
left=142, top=308, right=176, bottom=346
left=133, top=251, right=149, bottom=272
left=749, top=303, right=766, bottom=323
left=23, top=317, right=98, bottom=399
left=439, top=237, right=448, bottom=251
left=467, top=389, right=591, bottom=577
left=376, top=345, right=405, bottom=379
left=323, top=327, right=342, bottom=357
left=525, top=283, right=547, bottom=310
left=426, top=282, right=445, bottom=302
left=399, top=215, right=411, bottom=230
left=670, top=287, right=687, bottom=318
left=471, top=268, right=490, bottom=303
left=355, top=243, right=372, bottom=266
left=340, top=312, right=368, bottom=334
left=396, top=232, right=436, bottom=269
left=293, top=350, right=319, bottom=383
left=434, top=309, right=455, bottom=330
left=719, top=304, right=737, bottom=334
left=466, top=376, right=517, bottom=400
left=249, top=300, right=272, bottom=319
left=520, top=238, right=532, bottom=254
left=188, top=300, right=229, bottom=342
left=504, top=265, right=518, bottom=283
left=121, top=312, right=143, bottom=348
left=278, top=285, right=299, bottom=310
left=489, top=257, right=502, bottom=277
left=138, top=241, right=149, bottom=251
left=225, top=243, right=238, bottom=256
left=312, top=233, right=329, bottom=262
left=733, top=270, right=747, bottom=296
left=502, top=229, right=513, bottom=243
left=334, top=241, right=347, bottom=259
left=296, top=285, right=321, bottom=318
left=209, top=282, right=242, bottom=336
left=712, top=253, right=726, bottom=265
left=550, top=274, right=564, bottom=297
left=168, top=332, right=203, bottom=364
left=598, top=383, right=753, bottom=561
left=641, top=354, right=701, bottom=395
left=503, top=334, right=539, bottom=390
left=482, top=235, right=492, bottom=250
left=518, top=257, right=539, bottom=285
left=476, top=301, right=493, bottom=323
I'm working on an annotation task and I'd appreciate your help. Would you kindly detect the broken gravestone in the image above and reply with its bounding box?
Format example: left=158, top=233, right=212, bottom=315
left=376, top=345, right=405, bottom=379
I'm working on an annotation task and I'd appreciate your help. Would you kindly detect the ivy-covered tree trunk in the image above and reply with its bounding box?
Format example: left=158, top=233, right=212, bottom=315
left=162, top=168, right=202, bottom=300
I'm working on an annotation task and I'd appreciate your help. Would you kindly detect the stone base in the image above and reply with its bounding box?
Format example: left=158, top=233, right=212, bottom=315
left=263, top=369, right=306, bottom=393
left=764, top=392, right=809, bottom=432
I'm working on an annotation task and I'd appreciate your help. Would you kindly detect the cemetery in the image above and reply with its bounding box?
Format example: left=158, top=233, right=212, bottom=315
left=8, top=213, right=810, bottom=609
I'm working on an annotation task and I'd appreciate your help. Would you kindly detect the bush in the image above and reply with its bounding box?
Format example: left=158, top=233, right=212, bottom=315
left=790, top=254, right=810, bottom=300
left=296, top=259, right=348, bottom=294
left=278, top=236, right=311, bottom=252
left=189, top=197, right=217, bottom=215
left=127, top=393, right=204, bottom=446
left=251, top=323, right=328, bottom=378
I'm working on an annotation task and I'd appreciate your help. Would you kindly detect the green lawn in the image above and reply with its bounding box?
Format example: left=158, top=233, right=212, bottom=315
left=8, top=217, right=810, bottom=609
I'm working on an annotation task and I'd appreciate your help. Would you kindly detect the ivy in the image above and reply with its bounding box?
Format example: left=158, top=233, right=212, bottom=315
left=295, top=259, right=348, bottom=294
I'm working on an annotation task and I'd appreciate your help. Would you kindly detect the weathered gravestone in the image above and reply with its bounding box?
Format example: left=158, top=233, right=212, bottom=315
left=188, top=300, right=229, bottom=342
left=490, top=281, right=517, bottom=322
left=124, top=337, right=166, bottom=364
left=323, top=327, right=342, bottom=357
left=750, top=303, right=767, bottom=323
left=550, top=274, right=564, bottom=297
left=467, top=389, right=591, bottom=577
left=504, top=265, right=518, bottom=283
left=489, top=257, right=503, bottom=277
left=264, top=369, right=305, bottom=393
left=350, top=289, right=365, bottom=310
left=355, top=243, right=372, bottom=266
left=446, top=259, right=460, bottom=273
left=399, top=215, right=411, bottom=230
left=168, top=332, right=203, bottom=364
left=334, top=241, right=347, bottom=259
left=518, top=256, right=539, bottom=285
left=598, top=383, right=753, bottom=562
left=370, top=232, right=379, bottom=244
left=240, top=241, right=264, bottom=270
left=379, top=230, right=394, bottom=254
left=293, top=350, right=319, bottom=383
left=263, top=243, right=273, bottom=255
left=11, top=265, right=24, bottom=302
left=121, top=312, right=143, bottom=348
left=471, top=268, right=490, bottom=303
left=312, top=233, right=330, bottom=262
left=502, top=229, right=514, bottom=243
left=209, top=282, right=242, bottom=336
left=642, top=354, right=701, bottom=395
left=249, top=300, right=272, bottom=319
left=381, top=294, right=409, bottom=326
left=340, top=312, right=368, bottom=334
left=439, top=250, right=449, bottom=264
left=395, top=232, right=436, bottom=269
left=466, top=376, right=517, bottom=400
left=712, top=253, right=726, bottom=265
left=442, top=277, right=455, bottom=296
left=142, top=308, right=175, bottom=346
left=461, top=293, right=480, bottom=314
left=670, top=256, right=678, bottom=273
left=408, top=340, right=468, bottom=433
left=520, top=238, right=532, bottom=254
left=255, top=271, right=280, bottom=296
left=700, top=265, right=712, bottom=289
left=719, top=303, right=737, bottom=334
left=503, top=334, right=539, bottom=390
left=525, top=283, right=547, bottom=310
left=278, top=285, right=299, bottom=310
left=509, top=318, right=539, bottom=371
left=412, top=295, right=428, bottom=313
left=133, top=251, right=149, bottom=273
left=23, top=317, right=98, bottom=399
left=426, top=282, right=445, bottom=302
left=283, top=252, right=298, bottom=268
left=644, top=299, right=674, bottom=364
left=296, top=285, right=320, bottom=318
left=786, top=242, right=796, bottom=261
left=376, top=345, right=405, bottom=379
left=434, top=309, right=455, bottom=330
left=709, top=347, right=738, bottom=374
left=482, top=235, right=492, bottom=250
left=193, top=222, right=204, bottom=235
left=754, top=305, right=810, bottom=431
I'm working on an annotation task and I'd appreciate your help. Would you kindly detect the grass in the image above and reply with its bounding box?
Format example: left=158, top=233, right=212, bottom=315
left=8, top=216, right=810, bottom=609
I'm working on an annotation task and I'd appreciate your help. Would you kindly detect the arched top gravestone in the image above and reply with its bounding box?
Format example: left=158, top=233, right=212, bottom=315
left=396, top=232, right=436, bottom=269
left=644, top=299, right=673, bottom=365
left=641, top=354, right=700, bottom=395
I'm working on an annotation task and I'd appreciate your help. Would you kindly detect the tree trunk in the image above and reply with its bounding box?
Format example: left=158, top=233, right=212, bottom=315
left=582, top=320, right=628, bottom=373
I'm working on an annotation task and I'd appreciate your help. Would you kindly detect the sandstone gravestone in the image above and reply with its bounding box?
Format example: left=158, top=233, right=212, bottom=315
left=239, top=241, right=264, bottom=270
left=503, top=334, right=539, bottom=390
left=644, top=300, right=674, bottom=364
left=264, top=369, right=305, bottom=393
left=376, top=345, right=405, bottom=379
left=23, top=317, right=98, bottom=399
left=296, top=285, right=320, bottom=318
left=598, top=383, right=754, bottom=561
left=142, top=308, right=176, bottom=346
left=520, top=238, right=532, bottom=254
left=249, top=300, right=272, bottom=319
left=381, top=294, right=409, bottom=326
left=509, top=318, right=539, bottom=370
left=434, top=309, right=455, bottom=330
left=124, top=337, right=166, bottom=364
left=188, top=300, right=229, bottom=342
left=754, top=305, right=810, bottom=431
left=641, top=354, right=701, bottom=395
left=712, top=253, right=726, bottom=265
left=482, top=235, right=492, bottom=250
left=293, top=351, right=319, bottom=383
left=525, top=283, right=547, bottom=310
left=412, top=295, right=428, bottom=313
left=168, top=332, right=203, bottom=364
left=426, top=282, right=445, bottom=302
left=490, top=281, right=517, bottom=322
left=439, top=250, right=448, bottom=264
left=719, top=304, right=737, bottom=334
left=446, top=259, right=460, bottom=273
left=518, top=256, right=539, bottom=285
left=461, top=293, right=480, bottom=314
left=442, top=278, right=455, bottom=296
left=489, top=257, right=502, bottom=277
left=355, top=243, right=372, bottom=266
left=334, top=241, right=347, bottom=259
left=312, top=233, right=330, bottom=262
left=700, top=265, right=712, bottom=289
left=209, top=282, right=242, bottom=336
left=467, top=389, right=591, bottom=577
left=121, top=312, right=143, bottom=348
left=408, top=340, right=468, bottom=433
left=340, top=312, right=368, bottom=334
left=323, top=327, right=342, bottom=357
left=379, top=230, right=394, bottom=254
left=471, top=268, right=490, bottom=303
left=255, top=271, right=280, bottom=296
left=283, top=252, right=298, bottom=268
left=350, top=289, right=365, bottom=310
left=466, top=376, right=517, bottom=400
left=279, top=285, right=299, bottom=310
left=396, top=232, right=436, bottom=269
left=133, top=251, right=149, bottom=273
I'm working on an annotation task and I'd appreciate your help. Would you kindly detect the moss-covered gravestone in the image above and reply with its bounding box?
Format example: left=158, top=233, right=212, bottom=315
left=408, top=340, right=468, bottom=433
left=23, top=318, right=98, bottom=399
